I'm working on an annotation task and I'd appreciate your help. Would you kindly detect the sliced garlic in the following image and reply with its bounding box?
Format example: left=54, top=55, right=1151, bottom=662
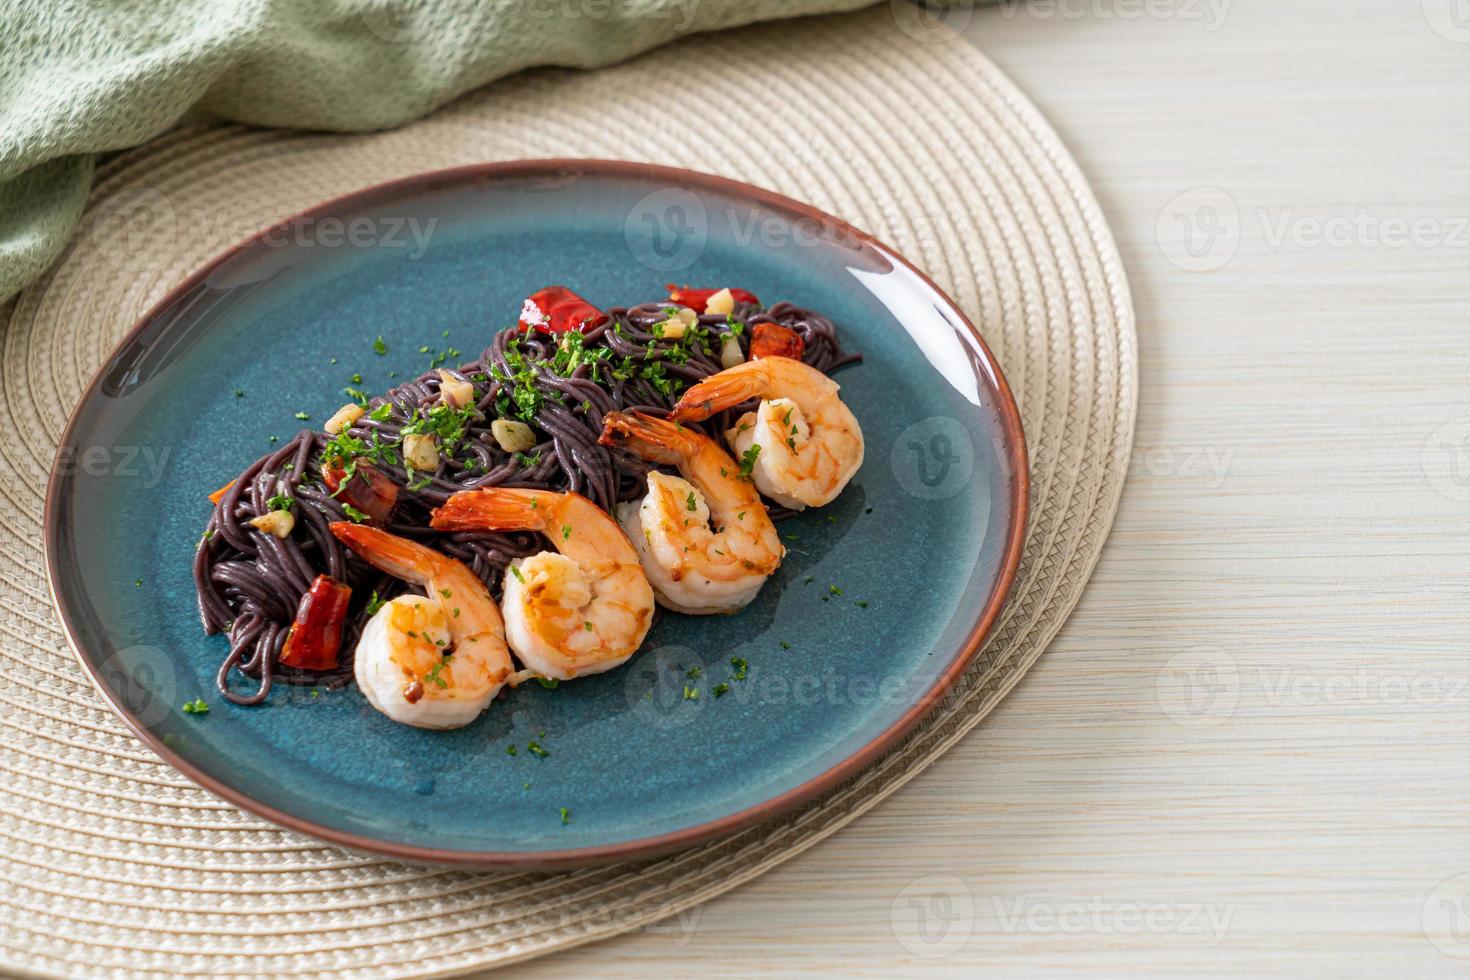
left=656, top=306, right=698, bottom=340
left=324, top=403, right=365, bottom=435
left=248, top=510, right=295, bottom=539
left=720, top=335, right=745, bottom=369
left=704, top=288, right=735, bottom=316
left=491, top=419, right=537, bottom=453
left=437, top=369, right=474, bottom=409
left=403, top=433, right=440, bottom=472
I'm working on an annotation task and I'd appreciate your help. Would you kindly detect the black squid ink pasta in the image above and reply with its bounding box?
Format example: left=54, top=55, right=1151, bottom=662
left=194, top=288, right=860, bottom=705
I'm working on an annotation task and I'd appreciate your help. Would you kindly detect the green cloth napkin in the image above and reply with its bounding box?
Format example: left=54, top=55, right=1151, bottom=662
left=0, top=0, right=881, bottom=305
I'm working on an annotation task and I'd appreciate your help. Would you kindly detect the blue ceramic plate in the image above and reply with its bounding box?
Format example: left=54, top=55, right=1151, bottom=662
left=45, top=161, right=1026, bottom=868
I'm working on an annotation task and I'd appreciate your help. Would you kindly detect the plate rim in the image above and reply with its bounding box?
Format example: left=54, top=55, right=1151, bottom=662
left=43, top=158, right=1029, bottom=869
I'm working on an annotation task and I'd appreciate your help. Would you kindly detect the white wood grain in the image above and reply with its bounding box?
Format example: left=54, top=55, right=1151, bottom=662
left=482, top=2, right=1470, bottom=975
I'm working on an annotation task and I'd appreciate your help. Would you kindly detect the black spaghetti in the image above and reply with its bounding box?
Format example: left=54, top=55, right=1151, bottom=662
left=194, top=287, right=860, bottom=704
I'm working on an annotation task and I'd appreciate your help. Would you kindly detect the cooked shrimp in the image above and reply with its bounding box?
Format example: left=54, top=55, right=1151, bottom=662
left=670, top=356, right=863, bottom=509
left=330, top=522, right=511, bottom=730
left=431, top=489, right=654, bottom=680
left=599, top=411, right=784, bottom=615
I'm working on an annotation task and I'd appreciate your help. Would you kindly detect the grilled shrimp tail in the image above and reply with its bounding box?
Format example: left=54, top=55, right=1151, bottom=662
left=329, top=522, right=436, bottom=584
left=431, top=488, right=550, bottom=533
left=669, top=369, right=764, bottom=422
left=598, top=411, right=698, bottom=464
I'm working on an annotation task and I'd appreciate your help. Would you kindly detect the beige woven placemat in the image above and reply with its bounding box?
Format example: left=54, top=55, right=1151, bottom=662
left=0, top=6, right=1135, bottom=977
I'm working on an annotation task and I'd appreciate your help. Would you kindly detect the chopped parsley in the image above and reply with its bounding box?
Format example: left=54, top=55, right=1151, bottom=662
left=683, top=685, right=699, bottom=701
left=686, top=666, right=702, bottom=680
left=424, top=655, right=453, bottom=689
left=559, top=806, right=571, bottom=825
left=738, top=444, right=761, bottom=479
left=561, top=525, right=572, bottom=541
left=730, top=657, right=748, bottom=681
left=365, top=590, right=385, bottom=615
left=536, top=676, right=559, bottom=689
left=373, top=336, right=387, bottom=355
left=685, top=491, right=697, bottom=512
left=293, top=411, right=310, bottom=421
left=340, top=503, right=370, bottom=523
left=527, top=741, right=549, bottom=758
left=506, top=744, right=518, bottom=756
left=829, top=585, right=844, bottom=596
left=509, top=565, right=525, bottom=583
left=780, top=641, right=791, bottom=650
left=182, top=699, right=209, bottom=715
left=712, top=682, right=730, bottom=698
left=401, top=402, right=477, bottom=456
left=266, top=494, right=293, bottom=512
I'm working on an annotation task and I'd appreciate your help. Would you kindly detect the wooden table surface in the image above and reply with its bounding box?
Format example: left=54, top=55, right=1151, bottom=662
left=491, top=2, right=1470, bottom=975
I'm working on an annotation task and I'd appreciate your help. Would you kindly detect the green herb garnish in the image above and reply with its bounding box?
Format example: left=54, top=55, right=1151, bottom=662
left=423, top=655, right=453, bottom=689
left=738, top=444, right=761, bottom=479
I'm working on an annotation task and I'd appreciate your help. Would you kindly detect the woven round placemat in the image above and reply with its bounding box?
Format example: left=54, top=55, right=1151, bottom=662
left=0, top=6, right=1135, bottom=977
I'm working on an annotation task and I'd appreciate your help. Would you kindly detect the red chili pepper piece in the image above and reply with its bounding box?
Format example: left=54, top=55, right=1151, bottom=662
left=664, top=284, right=761, bottom=313
left=279, top=575, right=351, bottom=671
left=518, top=285, right=608, bottom=334
left=748, top=322, right=805, bottom=361
left=323, top=461, right=400, bottom=526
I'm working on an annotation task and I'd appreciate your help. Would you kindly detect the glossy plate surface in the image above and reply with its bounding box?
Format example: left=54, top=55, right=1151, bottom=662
left=45, top=161, right=1026, bottom=867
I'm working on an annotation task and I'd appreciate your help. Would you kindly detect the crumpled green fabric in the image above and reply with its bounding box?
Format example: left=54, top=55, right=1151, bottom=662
left=0, top=0, right=883, bottom=305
